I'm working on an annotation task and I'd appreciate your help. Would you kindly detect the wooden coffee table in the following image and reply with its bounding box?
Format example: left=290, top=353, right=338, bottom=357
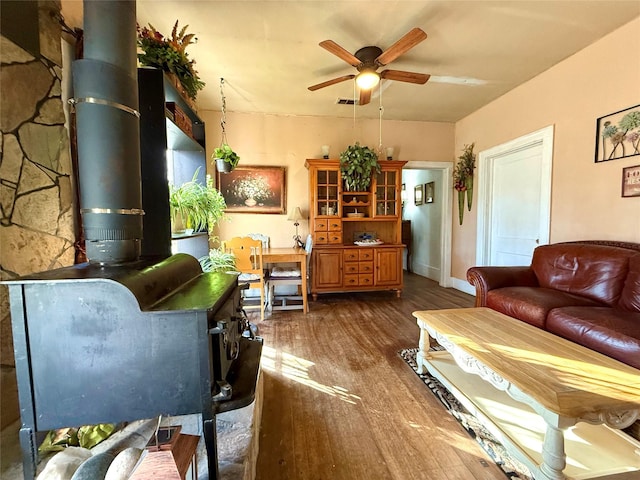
left=413, top=307, right=640, bottom=480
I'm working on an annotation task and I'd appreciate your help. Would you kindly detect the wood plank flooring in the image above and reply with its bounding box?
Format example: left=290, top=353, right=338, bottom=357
left=250, top=272, right=508, bottom=480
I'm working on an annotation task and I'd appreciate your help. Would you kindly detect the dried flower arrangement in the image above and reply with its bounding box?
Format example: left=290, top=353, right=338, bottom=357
left=453, top=143, right=476, bottom=225
left=137, top=20, right=205, bottom=100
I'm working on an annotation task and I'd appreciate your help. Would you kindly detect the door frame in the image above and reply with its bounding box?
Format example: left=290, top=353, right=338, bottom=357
left=403, top=161, right=454, bottom=287
left=476, top=125, right=554, bottom=266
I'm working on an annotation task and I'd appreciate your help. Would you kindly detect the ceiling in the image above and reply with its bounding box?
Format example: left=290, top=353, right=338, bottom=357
left=61, top=1, right=640, bottom=122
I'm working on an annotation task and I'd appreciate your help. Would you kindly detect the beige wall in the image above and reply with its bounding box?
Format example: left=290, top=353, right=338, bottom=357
left=452, top=17, right=640, bottom=280
left=201, top=111, right=454, bottom=247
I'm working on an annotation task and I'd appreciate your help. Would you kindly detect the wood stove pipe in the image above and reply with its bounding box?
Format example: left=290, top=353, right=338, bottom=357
left=72, top=0, right=143, bottom=264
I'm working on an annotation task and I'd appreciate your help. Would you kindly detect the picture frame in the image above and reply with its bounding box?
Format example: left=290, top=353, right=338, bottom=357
left=622, top=164, right=640, bottom=198
left=595, top=104, right=640, bottom=163
left=425, top=182, right=435, bottom=204
left=414, top=184, right=423, bottom=206
left=217, top=165, right=286, bottom=214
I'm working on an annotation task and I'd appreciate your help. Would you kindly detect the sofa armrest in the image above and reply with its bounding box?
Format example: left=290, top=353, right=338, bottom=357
left=466, top=266, right=538, bottom=307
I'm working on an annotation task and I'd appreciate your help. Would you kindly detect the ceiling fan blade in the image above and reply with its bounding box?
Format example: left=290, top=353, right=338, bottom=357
left=358, top=88, right=371, bottom=106
left=308, top=75, right=355, bottom=91
left=375, top=28, right=428, bottom=66
left=381, top=69, right=430, bottom=84
left=319, top=40, right=361, bottom=67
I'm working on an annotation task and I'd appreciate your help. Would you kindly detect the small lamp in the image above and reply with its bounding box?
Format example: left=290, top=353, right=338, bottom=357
left=321, top=145, right=330, bottom=159
left=288, top=206, right=305, bottom=248
left=386, top=147, right=394, bottom=160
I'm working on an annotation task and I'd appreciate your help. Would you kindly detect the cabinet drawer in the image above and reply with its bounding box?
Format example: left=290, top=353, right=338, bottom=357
left=359, top=261, right=374, bottom=273
left=327, top=219, right=342, bottom=231
left=358, top=249, right=374, bottom=261
left=315, top=233, right=328, bottom=244
left=314, top=219, right=328, bottom=231
left=344, top=262, right=359, bottom=274
left=359, top=274, right=374, bottom=286
left=343, top=274, right=359, bottom=286
left=328, top=233, right=342, bottom=244
left=344, top=251, right=359, bottom=262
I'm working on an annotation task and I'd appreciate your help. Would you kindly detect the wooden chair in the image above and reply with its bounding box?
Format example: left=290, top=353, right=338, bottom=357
left=267, top=234, right=312, bottom=312
left=221, top=237, right=267, bottom=321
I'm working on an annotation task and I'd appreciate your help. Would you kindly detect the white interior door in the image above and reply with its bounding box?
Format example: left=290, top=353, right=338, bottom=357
left=477, top=126, right=553, bottom=266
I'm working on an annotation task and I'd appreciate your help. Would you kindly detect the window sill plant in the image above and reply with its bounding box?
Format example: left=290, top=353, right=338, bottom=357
left=339, top=142, right=380, bottom=192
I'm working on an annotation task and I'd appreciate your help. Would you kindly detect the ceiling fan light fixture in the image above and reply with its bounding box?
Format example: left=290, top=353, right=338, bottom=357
left=356, top=70, right=380, bottom=90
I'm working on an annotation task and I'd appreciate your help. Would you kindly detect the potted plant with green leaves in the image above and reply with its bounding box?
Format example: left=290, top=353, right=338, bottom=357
left=213, top=144, right=240, bottom=174
left=169, top=167, right=226, bottom=234
left=339, top=142, right=380, bottom=191
left=199, top=246, right=237, bottom=273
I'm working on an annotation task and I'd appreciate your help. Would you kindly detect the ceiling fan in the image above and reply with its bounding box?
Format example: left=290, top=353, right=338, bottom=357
left=308, top=27, right=430, bottom=106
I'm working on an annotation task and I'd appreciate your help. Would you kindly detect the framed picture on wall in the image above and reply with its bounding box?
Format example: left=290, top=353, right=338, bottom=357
left=595, top=104, right=640, bottom=163
left=622, top=164, right=640, bottom=197
left=217, top=165, right=287, bottom=214
left=425, top=182, right=435, bottom=203
left=414, top=184, right=423, bottom=205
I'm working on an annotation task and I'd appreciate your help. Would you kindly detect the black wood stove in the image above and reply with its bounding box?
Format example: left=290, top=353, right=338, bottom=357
left=5, top=255, right=262, bottom=479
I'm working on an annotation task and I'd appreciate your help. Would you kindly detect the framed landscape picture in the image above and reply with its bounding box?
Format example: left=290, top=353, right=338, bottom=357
left=595, top=104, right=640, bottom=163
left=217, top=165, right=286, bottom=214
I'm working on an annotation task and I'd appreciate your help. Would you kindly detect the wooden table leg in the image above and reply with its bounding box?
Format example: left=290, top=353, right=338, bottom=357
left=301, top=257, right=308, bottom=313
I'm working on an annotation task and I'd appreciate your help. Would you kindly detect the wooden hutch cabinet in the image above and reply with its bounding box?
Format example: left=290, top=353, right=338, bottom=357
left=305, top=159, right=406, bottom=299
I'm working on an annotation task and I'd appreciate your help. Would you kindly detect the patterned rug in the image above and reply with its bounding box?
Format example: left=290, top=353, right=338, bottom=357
left=399, top=348, right=533, bottom=480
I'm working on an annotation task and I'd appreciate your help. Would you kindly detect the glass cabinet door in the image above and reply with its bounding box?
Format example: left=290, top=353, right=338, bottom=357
left=374, top=170, right=397, bottom=217
left=316, top=168, right=339, bottom=216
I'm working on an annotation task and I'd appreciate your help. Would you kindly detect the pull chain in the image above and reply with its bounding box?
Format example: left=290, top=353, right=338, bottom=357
left=219, top=78, right=228, bottom=145
left=378, top=82, right=384, bottom=156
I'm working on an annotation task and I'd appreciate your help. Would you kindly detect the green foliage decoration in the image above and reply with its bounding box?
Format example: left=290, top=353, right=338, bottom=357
left=169, top=167, right=227, bottom=232
left=339, top=142, right=380, bottom=191
left=199, top=248, right=237, bottom=273
left=38, top=424, right=116, bottom=454
left=137, top=20, right=205, bottom=100
left=213, top=144, right=240, bottom=169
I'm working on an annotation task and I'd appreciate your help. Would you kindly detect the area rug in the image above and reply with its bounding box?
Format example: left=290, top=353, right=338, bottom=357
left=399, top=348, right=533, bottom=480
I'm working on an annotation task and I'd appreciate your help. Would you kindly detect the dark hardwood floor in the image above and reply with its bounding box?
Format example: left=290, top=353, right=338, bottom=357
left=250, top=272, right=508, bottom=480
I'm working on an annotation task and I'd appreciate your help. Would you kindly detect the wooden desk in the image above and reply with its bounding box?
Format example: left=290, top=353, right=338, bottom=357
left=263, top=247, right=308, bottom=313
left=413, top=307, right=640, bottom=480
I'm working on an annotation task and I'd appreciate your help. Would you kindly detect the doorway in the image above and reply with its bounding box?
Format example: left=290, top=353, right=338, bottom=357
left=402, top=162, right=453, bottom=287
left=476, top=126, right=554, bottom=266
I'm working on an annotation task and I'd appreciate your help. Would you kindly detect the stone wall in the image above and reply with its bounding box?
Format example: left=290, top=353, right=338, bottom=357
left=0, top=1, right=75, bottom=428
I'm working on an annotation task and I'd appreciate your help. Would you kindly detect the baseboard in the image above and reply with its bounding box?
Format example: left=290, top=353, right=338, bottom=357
left=451, top=277, right=475, bottom=296
left=412, top=263, right=441, bottom=282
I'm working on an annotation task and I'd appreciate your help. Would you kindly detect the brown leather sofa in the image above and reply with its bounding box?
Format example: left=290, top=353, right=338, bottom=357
left=467, top=241, right=640, bottom=369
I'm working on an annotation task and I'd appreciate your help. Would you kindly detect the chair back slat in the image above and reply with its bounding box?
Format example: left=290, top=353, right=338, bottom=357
left=222, top=237, right=263, bottom=275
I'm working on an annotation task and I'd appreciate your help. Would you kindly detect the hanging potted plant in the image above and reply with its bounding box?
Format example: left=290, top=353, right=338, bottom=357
left=339, top=142, right=380, bottom=191
left=212, top=78, right=240, bottom=174
left=453, top=143, right=476, bottom=225
left=169, top=167, right=227, bottom=234
left=213, top=144, right=240, bottom=174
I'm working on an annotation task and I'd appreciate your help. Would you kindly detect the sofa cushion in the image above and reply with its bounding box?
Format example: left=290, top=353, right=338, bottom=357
left=619, top=253, right=640, bottom=312
left=531, top=244, right=634, bottom=306
left=546, top=306, right=640, bottom=369
left=486, top=287, right=603, bottom=329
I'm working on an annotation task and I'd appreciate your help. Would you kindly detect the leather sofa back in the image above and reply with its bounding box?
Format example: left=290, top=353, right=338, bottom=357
left=531, top=244, right=635, bottom=306
left=619, top=253, right=640, bottom=312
